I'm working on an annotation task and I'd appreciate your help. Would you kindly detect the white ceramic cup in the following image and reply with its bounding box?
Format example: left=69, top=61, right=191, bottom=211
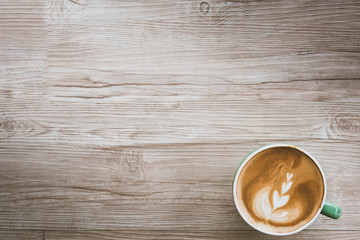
left=232, top=144, right=341, bottom=236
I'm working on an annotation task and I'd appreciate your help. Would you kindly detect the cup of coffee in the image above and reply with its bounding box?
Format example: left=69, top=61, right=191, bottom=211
left=232, top=144, right=341, bottom=236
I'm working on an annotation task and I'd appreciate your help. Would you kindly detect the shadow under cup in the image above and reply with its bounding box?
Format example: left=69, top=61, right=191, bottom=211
left=232, top=144, right=341, bottom=236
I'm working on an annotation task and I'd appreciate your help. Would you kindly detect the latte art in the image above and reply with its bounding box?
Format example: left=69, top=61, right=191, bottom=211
left=253, top=172, right=297, bottom=223
left=235, top=147, right=324, bottom=234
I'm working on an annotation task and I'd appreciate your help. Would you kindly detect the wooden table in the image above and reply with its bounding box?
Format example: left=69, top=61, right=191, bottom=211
left=1, top=0, right=359, bottom=239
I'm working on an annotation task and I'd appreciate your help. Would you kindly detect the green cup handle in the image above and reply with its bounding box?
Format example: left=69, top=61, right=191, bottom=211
left=321, top=201, right=341, bottom=219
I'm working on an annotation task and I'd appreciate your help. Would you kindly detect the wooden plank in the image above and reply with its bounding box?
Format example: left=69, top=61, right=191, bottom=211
left=0, top=140, right=358, bottom=230
left=0, top=231, right=43, bottom=240
left=47, top=0, right=360, bottom=83
left=0, top=100, right=359, bottom=145
left=45, top=78, right=360, bottom=103
left=45, top=230, right=360, bottom=240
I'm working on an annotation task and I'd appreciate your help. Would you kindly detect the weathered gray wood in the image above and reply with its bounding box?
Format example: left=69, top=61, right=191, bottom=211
left=0, top=0, right=359, bottom=238
left=0, top=231, right=43, bottom=240
left=0, top=141, right=358, bottom=230
left=45, top=230, right=360, bottom=240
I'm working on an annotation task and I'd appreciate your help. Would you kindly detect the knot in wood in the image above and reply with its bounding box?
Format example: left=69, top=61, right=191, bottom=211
left=3, top=120, right=15, bottom=132
left=199, top=1, right=210, bottom=15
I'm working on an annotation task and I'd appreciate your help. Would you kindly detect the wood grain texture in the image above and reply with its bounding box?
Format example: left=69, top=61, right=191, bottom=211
left=0, top=0, right=360, bottom=239
left=45, top=230, right=360, bottom=240
left=0, top=140, right=358, bottom=231
left=0, top=0, right=46, bottom=49
left=0, top=231, right=43, bottom=240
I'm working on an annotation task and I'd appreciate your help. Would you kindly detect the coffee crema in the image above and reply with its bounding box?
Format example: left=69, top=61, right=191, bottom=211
left=235, top=147, right=324, bottom=234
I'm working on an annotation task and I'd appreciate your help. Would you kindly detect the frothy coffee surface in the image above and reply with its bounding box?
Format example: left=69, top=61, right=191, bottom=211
left=236, top=147, right=324, bottom=234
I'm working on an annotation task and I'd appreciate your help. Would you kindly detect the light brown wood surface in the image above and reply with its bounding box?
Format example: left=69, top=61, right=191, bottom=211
left=1, top=0, right=359, bottom=239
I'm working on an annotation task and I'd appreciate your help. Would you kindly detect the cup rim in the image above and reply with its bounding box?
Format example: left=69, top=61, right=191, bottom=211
left=232, top=144, right=327, bottom=236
